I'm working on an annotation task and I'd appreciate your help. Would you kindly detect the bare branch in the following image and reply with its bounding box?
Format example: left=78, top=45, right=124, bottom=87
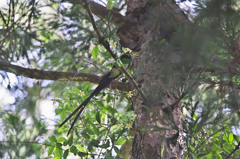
left=0, top=61, right=133, bottom=92
left=70, top=0, right=133, bottom=26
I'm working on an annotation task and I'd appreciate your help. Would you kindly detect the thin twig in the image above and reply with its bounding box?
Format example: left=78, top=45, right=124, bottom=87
left=83, top=59, right=105, bottom=73
left=171, top=50, right=217, bottom=109
left=225, top=142, right=240, bottom=159
left=113, top=1, right=127, bottom=12
left=83, top=0, right=147, bottom=104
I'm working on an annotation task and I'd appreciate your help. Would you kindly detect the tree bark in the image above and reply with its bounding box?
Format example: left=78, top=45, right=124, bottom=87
left=116, top=0, right=187, bottom=158
left=0, top=61, right=133, bottom=92
left=78, top=0, right=187, bottom=158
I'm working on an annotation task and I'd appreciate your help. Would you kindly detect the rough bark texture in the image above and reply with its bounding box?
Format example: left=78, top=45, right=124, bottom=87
left=115, top=0, right=188, bottom=158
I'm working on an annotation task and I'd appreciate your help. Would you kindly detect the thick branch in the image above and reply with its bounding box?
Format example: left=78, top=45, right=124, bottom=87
left=70, top=0, right=133, bottom=26
left=0, top=61, right=133, bottom=92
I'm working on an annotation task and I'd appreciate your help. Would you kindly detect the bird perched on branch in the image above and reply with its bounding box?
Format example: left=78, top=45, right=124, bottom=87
left=59, top=55, right=133, bottom=135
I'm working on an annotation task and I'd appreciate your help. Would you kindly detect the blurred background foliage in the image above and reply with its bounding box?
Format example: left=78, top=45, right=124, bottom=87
left=0, top=0, right=240, bottom=158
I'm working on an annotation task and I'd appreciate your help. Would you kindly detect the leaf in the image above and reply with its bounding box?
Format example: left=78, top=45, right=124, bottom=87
left=63, top=150, right=69, bottom=159
left=115, top=137, right=126, bottom=145
left=78, top=151, right=88, bottom=157
left=233, top=134, right=240, bottom=142
left=61, top=111, right=66, bottom=120
left=86, top=127, right=95, bottom=135
left=159, top=38, right=166, bottom=45
left=48, top=145, right=55, bottom=156
left=211, top=143, right=221, bottom=152
left=55, top=147, right=62, bottom=158
left=70, top=145, right=78, bottom=155
left=95, top=100, right=104, bottom=107
left=89, top=139, right=100, bottom=147
left=55, top=108, right=62, bottom=115
left=86, top=111, right=91, bottom=119
left=197, top=153, right=209, bottom=158
left=223, top=135, right=228, bottom=142
left=229, top=133, right=233, bottom=144
left=96, top=111, right=101, bottom=125
left=114, top=146, right=125, bottom=159
left=212, top=132, right=220, bottom=137
left=92, top=124, right=99, bottom=135
left=81, top=132, right=90, bottom=140
left=110, top=134, right=116, bottom=144
left=49, top=135, right=57, bottom=143
left=92, top=45, right=99, bottom=61
left=58, top=136, right=66, bottom=143
left=56, top=143, right=62, bottom=148
left=67, top=135, right=73, bottom=146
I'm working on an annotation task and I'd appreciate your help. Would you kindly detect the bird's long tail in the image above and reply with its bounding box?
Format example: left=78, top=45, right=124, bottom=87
left=59, top=94, right=93, bottom=133
left=59, top=75, right=113, bottom=135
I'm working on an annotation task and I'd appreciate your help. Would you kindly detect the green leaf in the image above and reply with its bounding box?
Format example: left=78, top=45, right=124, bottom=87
left=78, top=151, right=88, bottom=157
left=159, top=38, right=166, bottom=45
left=63, top=150, right=69, bottom=159
left=110, top=134, right=116, bottom=144
left=89, top=139, right=100, bottom=147
left=55, top=147, right=62, bottom=158
left=115, top=137, right=126, bottom=145
left=61, top=111, right=67, bottom=120
left=95, top=100, right=104, bottom=107
left=92, top=45, right=99, bottom=61
left=67, top=135, right=73, bottom=146
left=114, top=146, right=125, bottom=159
left=55, top=108, right=62, bottom=115
left=229, top=133, right=233, bottom=144
left=49, top=135, right=58, bottom=143
left=48, top=145, right=55, bottom=156
left=58, top=137, right=66, bottom=143
left=92, top=124, right=99, bottom=135
left=70, top=145, right=78, bottom=155
left=233, top=134, right=240, bottom=142
left=107, top=106, right=117, bottom=115
left=211, top=143, right=221, bottom=152
left=86, top=111, right=91, bottom=119
left=197, top=153, right=209, bottom=159
left=81, top=132, right=90, bottom=140
left=56, top=143, right=62, bottom=148
left=86, top=127, right=95, bottom=135
left=212, top=132, right=221, bottom=137
left=96, top=111, right=101, bottom=125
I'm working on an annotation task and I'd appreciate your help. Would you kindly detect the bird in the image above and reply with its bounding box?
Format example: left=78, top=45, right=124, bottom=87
left=59, top=55, right=133, bottom=135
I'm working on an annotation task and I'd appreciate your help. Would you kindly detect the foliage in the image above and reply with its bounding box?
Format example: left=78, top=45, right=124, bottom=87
left=1, top=0, right=240, bottom=158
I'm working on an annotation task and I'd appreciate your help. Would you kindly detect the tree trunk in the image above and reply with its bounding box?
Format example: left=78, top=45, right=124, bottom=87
left=116, top=0, right=188, bottom=158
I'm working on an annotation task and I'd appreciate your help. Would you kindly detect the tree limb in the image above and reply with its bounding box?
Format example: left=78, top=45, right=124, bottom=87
left=0, top=61, right=133, bottom=92
left=69, top=0, right=133, bottom=26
